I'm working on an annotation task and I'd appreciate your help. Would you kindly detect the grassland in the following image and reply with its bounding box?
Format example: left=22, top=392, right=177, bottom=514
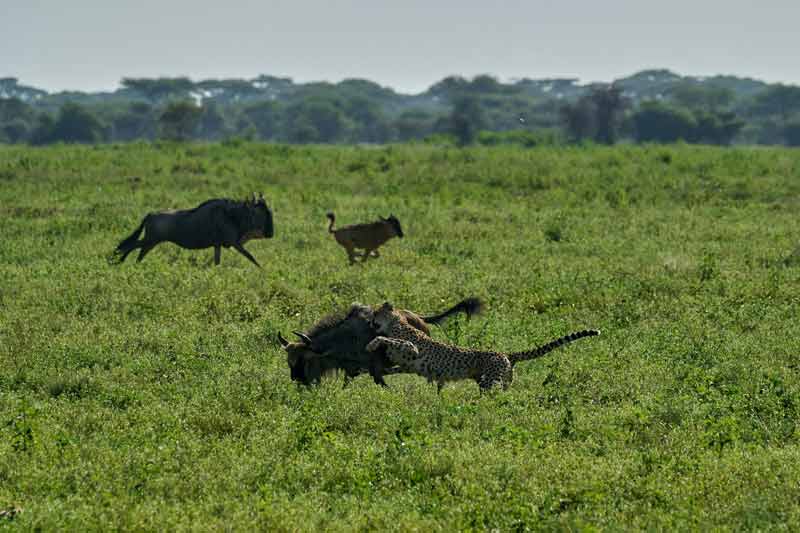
left=1, top=141, right=800, bottom=530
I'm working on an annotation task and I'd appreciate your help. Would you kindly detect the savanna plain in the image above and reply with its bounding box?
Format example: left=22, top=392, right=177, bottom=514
left=2, top=142, right=800, bottom=530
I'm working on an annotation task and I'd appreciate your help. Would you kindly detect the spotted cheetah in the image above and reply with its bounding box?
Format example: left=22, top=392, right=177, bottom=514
left=366, top=302, right=599, bottom=392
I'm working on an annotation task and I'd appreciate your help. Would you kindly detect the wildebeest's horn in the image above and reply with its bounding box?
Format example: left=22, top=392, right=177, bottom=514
left=277, top=332, right=289, bottom=347
left=292, top=330, right=313, bottom=345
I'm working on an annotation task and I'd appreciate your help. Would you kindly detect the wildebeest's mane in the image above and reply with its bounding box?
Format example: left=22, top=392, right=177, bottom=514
left=304, top=303, right=370, bottom=338
left=186, top=197, right=253, bottom=213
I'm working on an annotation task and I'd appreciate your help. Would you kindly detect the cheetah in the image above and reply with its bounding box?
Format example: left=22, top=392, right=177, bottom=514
left=366, top=302, right=599, bottom=393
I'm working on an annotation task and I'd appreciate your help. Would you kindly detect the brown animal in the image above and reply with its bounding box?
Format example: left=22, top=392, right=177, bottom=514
left=326, top=212, right=403, bottom=264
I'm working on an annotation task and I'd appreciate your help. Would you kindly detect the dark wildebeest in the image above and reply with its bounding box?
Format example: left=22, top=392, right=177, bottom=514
left=277, top=297, right=482, bottom=386
left=326, top=212, right=403, bottom=264
left=112, top=195, right=274, bottom=267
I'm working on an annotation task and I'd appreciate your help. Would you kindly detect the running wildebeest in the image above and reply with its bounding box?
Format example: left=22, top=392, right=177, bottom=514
left=277, top=297, right=483, bottom=386
left=112, top=194, right=274, bottom=267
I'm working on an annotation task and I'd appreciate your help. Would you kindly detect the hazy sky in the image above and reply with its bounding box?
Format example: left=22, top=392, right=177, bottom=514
left=3, top=1, right=798, bottom=94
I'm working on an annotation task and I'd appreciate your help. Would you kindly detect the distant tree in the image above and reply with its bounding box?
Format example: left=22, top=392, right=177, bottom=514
left=0, top=98, right=34, bottom=143
left=48, top=103, right=107, bottom=143
left=112, top=102, right=155, bottom=141
left=0, top=97, right=34, bottom=122
left=122, top=77, right=195, bottom=103
left=286, top=116, right=320, bottom=144
left=197, top=102, right=228, bottom=140
left=158, top=101, right=202, bottom=141
left=668, top=83, right=734, bottom=111
left=469, top=75, right=505, bottom=94
left=286, top=99, right=350, bottom=143
left=195, top=79, right=261, bottom=103
left=752, top=85, right=800, bottom=143
left=1, top=119, right=29, bottom=143
left=29, top=113, right=56, bottom=145
left=242, top=101, right=282, bottom=140
left=559, top=99, right=595, bottom=142
left=692, top=110, right=744, bottom=145
left=344, top=96, right=392, bottom=143
left=589, top=84, right=627, bottom=144
left=448, top=95, right=487, bottom=146
left=427, top=76, right=469, bottom=99
left=782, top=121, right=800, bottom=147
left=251, top=75, right=295, bottom=98
left=753, top=85, right=800, bottom=123
left=393, top=110, right=437, bottom=141
left=632, top=102, right=696, bottom=143
left=631, top=102, right=744, bottom=145
left=0, top=77, right=47, bottom=101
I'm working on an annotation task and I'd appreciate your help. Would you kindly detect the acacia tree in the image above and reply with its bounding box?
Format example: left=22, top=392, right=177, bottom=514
left=560, top=99, right=595, bottom=142
left=753, top=85, right=800, bottom=124
left=49, top=103, right=107, bottom=143
left=242, top=101, right=282, bottom=140
left=669, top=83, right=734, bottom=112
left=590, top=85, right=627, bottom=144
left=752, top=85, right=800, bottom=144
left=448, top=95, right=487, bottom=146
left=158, top=101, right=202, bottom=141
left=122, top=77, right=195, bottom=104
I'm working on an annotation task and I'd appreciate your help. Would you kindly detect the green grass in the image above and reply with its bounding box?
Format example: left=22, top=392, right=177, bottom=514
left=2, top=142, right=800, bottom=530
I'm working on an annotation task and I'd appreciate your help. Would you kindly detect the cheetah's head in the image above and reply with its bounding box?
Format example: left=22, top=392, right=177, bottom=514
left=371, top=302, right=401, bottom=334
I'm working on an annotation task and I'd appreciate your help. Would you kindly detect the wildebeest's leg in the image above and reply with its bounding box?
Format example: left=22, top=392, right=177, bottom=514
left=136, top=242, right=157, bottom=262
left=214, top=246, right=221, bottom=265
left=232, top=243, right=262, bottom=268
left=343, top=244, right=358, bottom=265
left=118, top=242, right=142, bottom=263
left=369, top=347, right=389, bottom=387
left=362, top=248, right=379, bottom=261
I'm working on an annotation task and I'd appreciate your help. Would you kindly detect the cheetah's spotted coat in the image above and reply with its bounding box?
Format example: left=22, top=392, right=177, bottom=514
left=367, top=302, right=599, bottom=392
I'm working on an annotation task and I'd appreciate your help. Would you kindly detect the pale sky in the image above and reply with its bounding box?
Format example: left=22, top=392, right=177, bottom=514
left=2, top=0, right=798, bottom=94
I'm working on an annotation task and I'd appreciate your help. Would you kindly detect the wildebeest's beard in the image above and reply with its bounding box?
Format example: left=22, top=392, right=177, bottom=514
left=382, top=214, right=403, bottom=238
left=261, top=206, right=274, bottom=238
left=239, top=196, right=274, bottom=241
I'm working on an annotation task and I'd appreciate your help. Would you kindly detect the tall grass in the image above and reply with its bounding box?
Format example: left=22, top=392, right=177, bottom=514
left=1, top=142, right=800, bottom=529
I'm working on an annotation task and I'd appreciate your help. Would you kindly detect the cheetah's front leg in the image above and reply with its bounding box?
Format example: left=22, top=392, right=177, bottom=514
left=367, top=336, right=420, bottom=367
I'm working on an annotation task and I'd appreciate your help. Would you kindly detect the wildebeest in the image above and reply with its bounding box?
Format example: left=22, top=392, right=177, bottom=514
left=112, top=194, right=274, bottom=267
left=277, top=297, right=482, bottom=386
left=326, top=212, right=404, bottom=264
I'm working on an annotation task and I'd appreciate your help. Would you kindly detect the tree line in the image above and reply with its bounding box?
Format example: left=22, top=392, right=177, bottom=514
left=1, top=70, right=799, bottom=146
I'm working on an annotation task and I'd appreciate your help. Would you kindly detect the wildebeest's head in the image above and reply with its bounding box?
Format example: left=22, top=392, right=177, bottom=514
left=242, top=193, right=274, bottom=240
left=277, top=304, right=377, bottom=385
left=381, top=214, right=403, bottom=238
left=277, top=331, right=319, bottom=383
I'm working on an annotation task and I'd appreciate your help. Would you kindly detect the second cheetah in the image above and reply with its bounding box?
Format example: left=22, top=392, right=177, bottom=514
left=366, top=302, right=599, bottom=392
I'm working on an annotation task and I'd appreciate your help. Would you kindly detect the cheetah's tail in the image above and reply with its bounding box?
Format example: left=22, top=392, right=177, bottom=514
left=508, top=329, right=600, bottom=366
